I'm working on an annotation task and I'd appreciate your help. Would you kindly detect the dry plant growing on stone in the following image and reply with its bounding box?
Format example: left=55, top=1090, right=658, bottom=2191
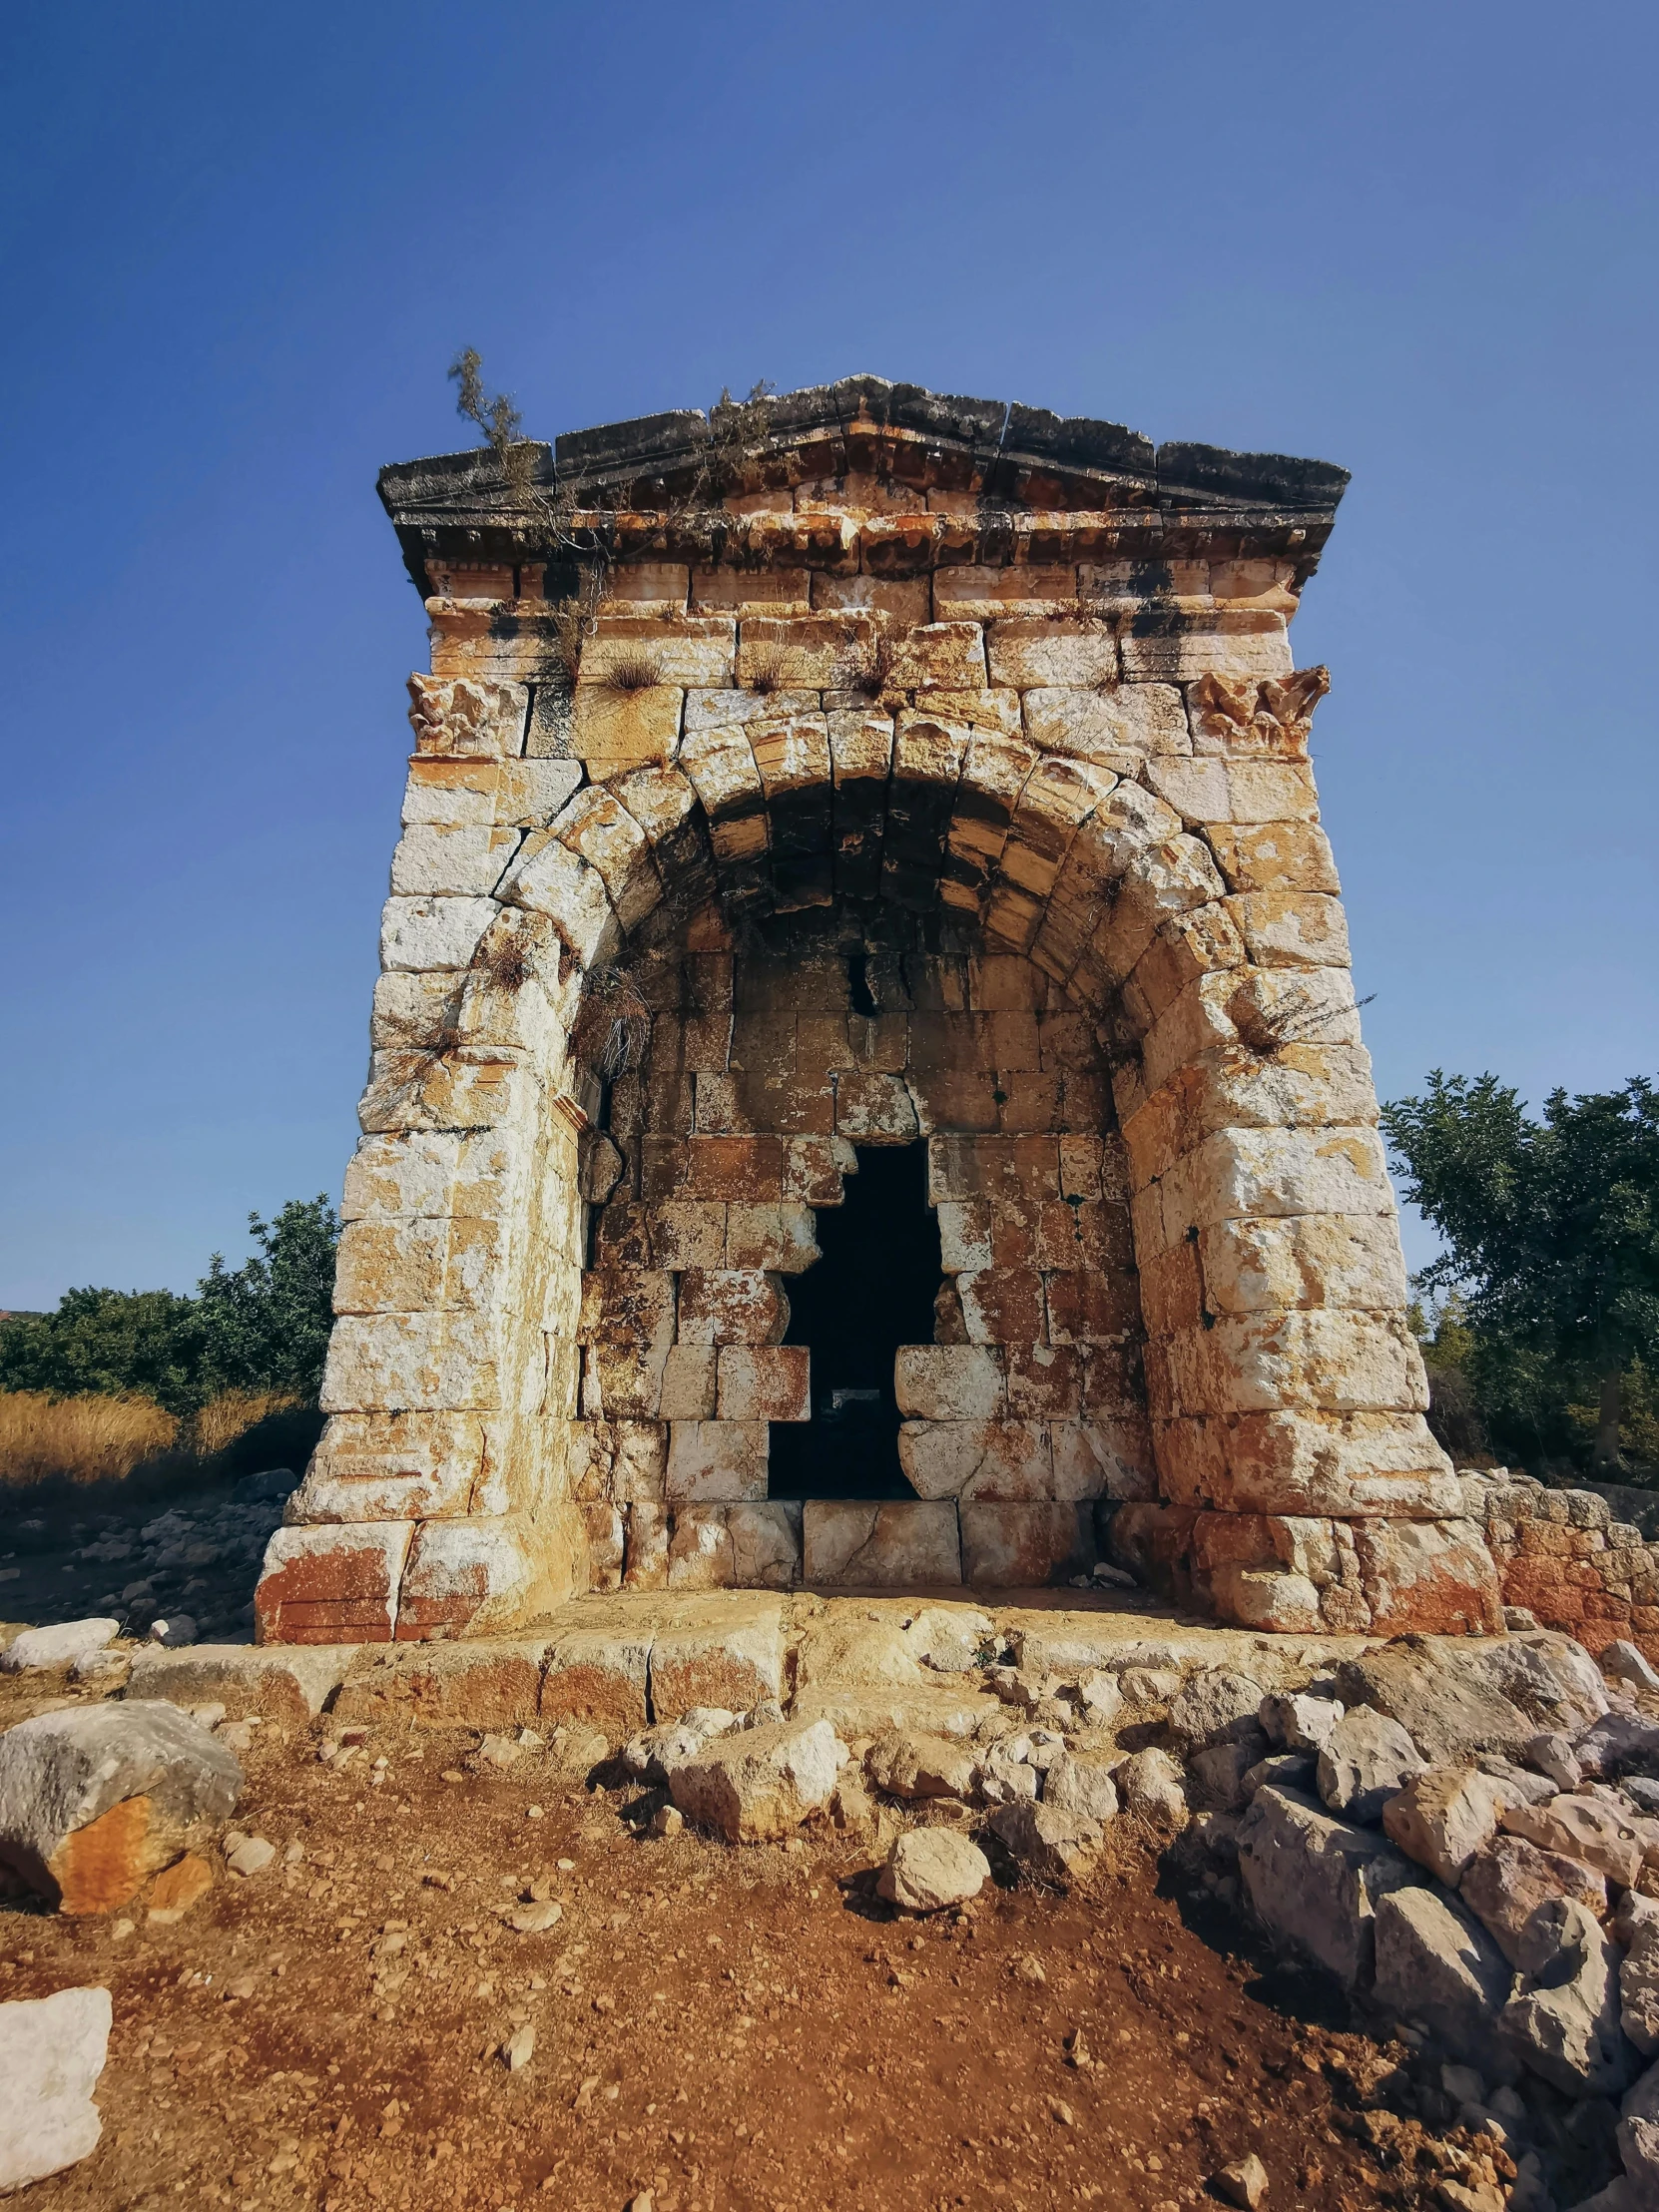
left=592, top=649, right=662, bottom=697
left=568, top=969, right=652, bottom=1082
left=745, top=640, right=811, bottom=697
left=835, top=625, right=906, bottom=704
left=474, top=932, right=532, bottom=994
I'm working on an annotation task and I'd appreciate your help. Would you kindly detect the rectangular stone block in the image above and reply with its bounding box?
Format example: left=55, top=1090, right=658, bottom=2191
left=724, top=1202, right=821, bottom=1273
left=666, top=1418, right=770, bottom=1500
left=1043, top=1269, right=1141, bottom=1344
left=1229, top=892, right=1351, bottom=970
left=959, top=1503, right=1095, bottom=1587
left=1050, top=1418, right=1157, bottom=1501
left=379, top=894, right=500, bottom=973
left=1165, top=1309, right=1429, bottom=1417
left=985, top=620, right=1117, bottom=689
left=320, top=1312, right=501, bottom=1413
left=716, top=1346, right=811, bottom=1421
left=1119, top=614, right=1292, bottom=684
left=934, top=568, right=1079, bottom=620
left=676, top=1270, right=788, bottom=1345
left=539, top=1628, right=651, bottom=1731
left=956, top=1268, right=1047, bottom=1345
left=334, top=1637, right=550, bottom=1727
left=1206, top=820, right=1341, bottom=895
left=289, top=1409, right=494, bottom=1523
left=899, top=1418, right=1052, bottom=1500
left=127, top=1643, right=356, bottom=1725
left=1003, top=1344, right=1081, bottom=1417
left=893, top=1345, right=1005, bottom=1420
left=1156, top=1126, right=1395, bottom=1237
left=390, top=825, right=520, bottom=897
left=255, top=1521, right=414, bottom=1646
left=583, top=614, right=736, bottom=688
left=649, top=1593, right=789, bottom=1710
left=650, top=1201, right=728, bottom=1270
left=927, top=1135, right=1061, bottom=1203
left=684, top=1136, right=787, bottom=1201
left=1198, top=1213, right=1408, bottom=1315
left=802, top=1500, right=963, bottom=1586
left=659, top=1345, right=718, bottom=1419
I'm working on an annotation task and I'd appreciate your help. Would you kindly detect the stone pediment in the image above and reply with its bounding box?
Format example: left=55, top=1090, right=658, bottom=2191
left=377, top=374, right=1350, bottom=592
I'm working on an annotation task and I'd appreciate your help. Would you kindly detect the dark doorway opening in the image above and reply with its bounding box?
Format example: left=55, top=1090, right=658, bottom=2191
left=769, top=1142, right=942, bottom=1500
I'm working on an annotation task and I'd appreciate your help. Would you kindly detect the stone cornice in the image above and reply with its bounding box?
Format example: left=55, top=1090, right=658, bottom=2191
left=377, top=376, right=1348, bottom=595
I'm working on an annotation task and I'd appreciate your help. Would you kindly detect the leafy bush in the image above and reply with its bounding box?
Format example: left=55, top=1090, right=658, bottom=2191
left=0, top=1195, right=339, bottom=1416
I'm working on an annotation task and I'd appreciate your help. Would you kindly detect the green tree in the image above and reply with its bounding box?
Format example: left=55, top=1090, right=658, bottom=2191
left=196, top=1196, right=339, bottom=1402
left=1382, top=1074, right=1659, bottom=1469
left=0, top=1287, right=206, bottom=1415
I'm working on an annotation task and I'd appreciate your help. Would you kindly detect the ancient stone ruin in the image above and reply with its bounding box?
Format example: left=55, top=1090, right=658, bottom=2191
left=254, top=376, right=1504, bottom=1647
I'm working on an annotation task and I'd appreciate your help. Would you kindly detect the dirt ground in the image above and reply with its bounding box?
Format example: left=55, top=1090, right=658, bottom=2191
left=0, top=1693, right=1539, bottom=2212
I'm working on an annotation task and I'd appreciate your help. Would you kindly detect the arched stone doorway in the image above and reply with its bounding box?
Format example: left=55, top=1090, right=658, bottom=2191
left=255, top=376, right=1500, bottom=1645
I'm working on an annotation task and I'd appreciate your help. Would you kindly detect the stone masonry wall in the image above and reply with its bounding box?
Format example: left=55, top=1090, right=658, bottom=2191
left=253, top=378, right=1501, bottom=1644
left=570, top=918, right=1153, bottom=1592
left=1468, top=1470, right=1659, bottom=1664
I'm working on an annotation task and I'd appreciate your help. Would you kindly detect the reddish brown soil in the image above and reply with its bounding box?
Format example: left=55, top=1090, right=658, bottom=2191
left=1, top=1721, right=1508, bottom=2212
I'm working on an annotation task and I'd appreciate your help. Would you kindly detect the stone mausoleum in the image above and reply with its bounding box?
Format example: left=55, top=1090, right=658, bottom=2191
left=254, top=377, right=1503, bottom=1647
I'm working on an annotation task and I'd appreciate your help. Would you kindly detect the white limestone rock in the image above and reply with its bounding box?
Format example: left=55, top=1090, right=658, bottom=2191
left=1499, top=1898, right=1639, bottom=2099
left=0, top=1620, right=120, bottom=1675
left=864, top=1731, right=978, bottom=1802
left=620, top=1708, right=738, bottom=1785
left=1621, top=1921, right=1659, bottom=2056
left=1523, top=1731, right=1584, bottom=1791
left=1260, top=1690, right=1345, bottom=1754
left=1167, top=1670, right=1267, bottom=1753
left=1372, top=1886, right=1515, bottom=2077
left=668, top=1717, right=847, bottom=1843
left=0, top=1986, right=112, bottom=2192
left=901, top=1606, right=994, bottom=1675
left=0, top=1703, right=244, bottom=1912
left=1118, top=1747, right=1189, bottom=1825
left=1382, top=1767, right=1510, bottom=1887
left=1472, top=1633, right=1609, bottom=1735
left=1603, top=1641, right=1659, bottom=1693
left=987, top=1797, right=1102, bottom=1887
left=1235, top=1785, right=1417, bottom=1988
left=1042, top=1753, right=1120, bottom=1826
left=1317, top=1709, right=1425, bottom=1826
left=877, top=1829, right=990, bottom=1913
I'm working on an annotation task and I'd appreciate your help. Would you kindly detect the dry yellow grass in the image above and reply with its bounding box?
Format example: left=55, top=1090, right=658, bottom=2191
left=0, top=1390, right=178, bottom=1484
left=0, top=1387, right=297, bottom=1484
left=187, top=1388, right=295, bottom=1458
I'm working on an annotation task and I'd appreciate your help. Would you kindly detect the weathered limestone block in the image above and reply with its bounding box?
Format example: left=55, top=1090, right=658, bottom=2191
left=894, top=1346, right=1005, bottom=1421
left=333, top=1216, right=506, bottom=1318
left=579, top=1501, right=625, bottom=1588
left=1158, top=1407, right=1459, bottom=1520
left=126, top=1644, right=354, bottom=1726
left=1235, top=1784, right=1416, bottom=1987
left=670, top=1716, right=847, bottom=1842
left=1050, top=1418, right=1156, bottom=1500
left=390, top=825, right=521, bottom=898
left=1156, top=1125, right=1395, bottom=1236
left=622, top=1502, right=671, bottom=1589
left=657, top=1346, right=718, bottom=1420
left=1354, top=1520, right=1504, bottom=1636
left=255, top=1521, right=414, bottom=1644
left=666, top=1420, right=770, bottom=1501
left=1204, top=820, right=1341, bottom=895
left=288, top=1410, right=497, bottom=1523
left=675, top=1270, right=789, bottom=1345
left=334, top=1638, right=548, bottom=1729
left=1022, top=686, right=1188, bottom=761
left=1120, top=611, right=1293, bottom=685
left=1383, top=1768, right=1511, bottom=1887
left=497, top=834, right=622, bottom=967
left=539, top=1629, right=651, bottom=1731
left=320, top=1311, right=502, bottom=1413
left=959, top=1502, right=1094, bottom=1586
left=1165, top=1310, right=1429, bottom=1416
left=723, top=1203, right=820, bottom=1273
left=801, top=1501, right=962, bottom=1586
left=899, top=1419, right=1052, bottom=1502
left=397, top=1514, right=568, bottom=1638
left=715, top=1347, right=811, bottom=1421
left=1373, top=1888, right=1515, bottom=2076
left=1460, top=1835, right=1609, bottom=1968
left=1197, top=1214, right=1408, bottom=1316
left=649, top=1595, right=788, bottom=1715
left=0, top=1985, right=113, bottom=2193
left=566, top=1417, right=667, bottom=1503
left=379, top=893, right=500, bottom=972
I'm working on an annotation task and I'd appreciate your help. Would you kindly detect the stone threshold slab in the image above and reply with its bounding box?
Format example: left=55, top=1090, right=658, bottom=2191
left=121, top=1587, right=1380, bottom=1737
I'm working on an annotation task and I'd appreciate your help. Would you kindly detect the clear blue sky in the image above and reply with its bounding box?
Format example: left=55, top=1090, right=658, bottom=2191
left=2, top=2, right=1655, bottom=1308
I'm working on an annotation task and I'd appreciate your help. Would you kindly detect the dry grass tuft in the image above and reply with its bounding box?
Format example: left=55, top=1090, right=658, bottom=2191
left=568, top=969, right=652, bottom=1082
left=745, top=641, right=811, bottom=697
left=475, top=932, right=531, bottom=994
left=0, top=1391, right=179, bottom=1485
left=835, top=627, right=906, bottom=703
left=550, top=598, right=588, bottom=685
left=593, top=650, right=662, bottom=697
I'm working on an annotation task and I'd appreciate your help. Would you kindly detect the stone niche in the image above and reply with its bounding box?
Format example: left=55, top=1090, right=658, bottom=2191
left=254, top=375, right=1501, bottom=1644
